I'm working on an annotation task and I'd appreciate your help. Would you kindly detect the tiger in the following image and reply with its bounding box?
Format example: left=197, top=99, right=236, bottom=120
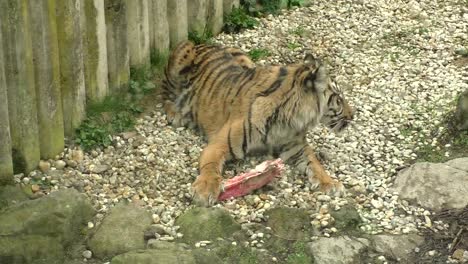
left=162, top=40, right=354, bottom=206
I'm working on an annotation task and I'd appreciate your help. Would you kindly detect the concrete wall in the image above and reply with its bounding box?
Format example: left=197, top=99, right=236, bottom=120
left=0, top=0, right=241, bottom=181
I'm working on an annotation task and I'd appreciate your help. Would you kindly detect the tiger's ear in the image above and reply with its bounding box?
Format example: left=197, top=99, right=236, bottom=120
left=304, top=53, right=321, bottom=67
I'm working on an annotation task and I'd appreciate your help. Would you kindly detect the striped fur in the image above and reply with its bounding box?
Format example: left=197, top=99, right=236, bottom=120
left=162, top=41, right=354, bottom=206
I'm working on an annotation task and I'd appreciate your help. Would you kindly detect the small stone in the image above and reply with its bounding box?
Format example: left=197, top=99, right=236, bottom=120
left=317, top=195, right=331, bottom=202
left=88, top=222, right=94, bottom=229
left=38, top=160, right=51, bottom=173
left=152, top=214, right=160, bottom=224
left=55, top=160, right=66, bottom=169
left=31, top=184, right=40, bottom=193
left=231, top=241, right=237, bottom=246
left=82, top=250, right=92, bottom=259
left=427, top=250, right=436, bottom=256
left=71, top=149, right=84, bottom=162
left=22, top=177, right=30, bottom=184
left=452, top=249, right=465, bottom=261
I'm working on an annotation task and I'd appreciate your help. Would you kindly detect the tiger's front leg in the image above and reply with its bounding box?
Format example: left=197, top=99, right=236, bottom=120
left=280, top=141, right=344, bottom=195
left=191, top=141, right=226, bottom=206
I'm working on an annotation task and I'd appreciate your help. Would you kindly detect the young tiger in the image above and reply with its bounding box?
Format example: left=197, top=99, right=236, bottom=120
left=162, top=41, right=354, bottom=206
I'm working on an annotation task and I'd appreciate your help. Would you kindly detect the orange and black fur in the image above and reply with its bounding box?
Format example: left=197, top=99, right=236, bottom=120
left=162, top=41, right=354, bottom=206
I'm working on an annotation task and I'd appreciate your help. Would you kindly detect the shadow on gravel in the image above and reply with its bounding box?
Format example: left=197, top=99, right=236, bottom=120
left=410, top=206, right=468, bottom=263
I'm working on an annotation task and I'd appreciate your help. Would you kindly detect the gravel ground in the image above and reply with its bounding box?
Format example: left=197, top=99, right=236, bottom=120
left=20, top=0, right=467, bottom=253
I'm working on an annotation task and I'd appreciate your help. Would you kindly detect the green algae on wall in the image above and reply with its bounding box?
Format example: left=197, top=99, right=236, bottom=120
left=29, top=0, right=65, bottom=159
left=56, top=0, right=87, bottom=136
left=149, top=0, right=170, bottom=55
left=0, top=17, right=14, bottom=185
left=105, top=0, right=130, bottom=93
left=167, top=0, right=188, bottom=48
left=127, top=0, right=151, bottom=68
left=0, top=0, right=40, bottom=174
left=83, top=0, right=109, bottom=103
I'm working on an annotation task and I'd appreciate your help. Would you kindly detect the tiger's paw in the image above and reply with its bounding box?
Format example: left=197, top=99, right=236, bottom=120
left=191, top=174, right=222, bottom=207
left=309, top=174, right=345, bottom=197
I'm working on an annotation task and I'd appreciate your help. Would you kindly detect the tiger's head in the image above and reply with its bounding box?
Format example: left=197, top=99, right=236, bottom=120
left=301, top=53, right=354, bottom=133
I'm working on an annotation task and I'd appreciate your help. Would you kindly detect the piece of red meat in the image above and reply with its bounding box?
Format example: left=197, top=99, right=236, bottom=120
left=217, top=159, right=285, bottom=201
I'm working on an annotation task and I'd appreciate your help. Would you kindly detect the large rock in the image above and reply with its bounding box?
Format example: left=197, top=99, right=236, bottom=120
left=0, top=189, right=94, bottom=264
left=0, top=235, right=65, bottom=264
left=111, top=249, right=196, bottom=264
left=265, top=207, right=311, bottom=240
left=371, top=234, right=424, bottom=263
left=308, top=236, right=370, bottom=264
left=392, top=158, right=468, bottom=211
left=455, top=89, right=468, bottom=130
left=175, top=207, right=241, bottom=244
left=88, top=202, right=152, bottom=259
left=0, top=184, right=31, bottom=210
left=330, top=204, right=362, bottom=232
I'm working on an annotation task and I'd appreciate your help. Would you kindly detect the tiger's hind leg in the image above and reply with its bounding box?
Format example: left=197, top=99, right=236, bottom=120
left=279, top=139, right=344, bottom=195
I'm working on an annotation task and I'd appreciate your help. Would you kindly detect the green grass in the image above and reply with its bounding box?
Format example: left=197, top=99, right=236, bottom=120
left=224, top=7, right=259, bottom=33
left=286, top=241, right=314, bottom=264
left=248, top=48, right=271, bottom=61
left=188, top=28, right=214, bottom=45
left=455, top=47, right=468, bottom=57
left=289, top=26, right=306, bottom=37
left=75, top=96, right=143, bottom=150
left=287, top=42, right=301, bottom=50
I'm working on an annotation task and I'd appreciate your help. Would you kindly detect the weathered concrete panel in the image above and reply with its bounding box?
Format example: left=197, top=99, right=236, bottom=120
left=105, top=0, right=130, bottom=93
left=0, top=17, right=14, bottom=184
left=223, top=0, right=239, bottom=14
left=83, top=0, right=109, bottom=102
left=0, top=0, right=40, bottom=174
left=167, top=0, right=188, bottom=48
left=56, top=0, right=87, bottom=136
left=188, top=0, right=207, bottom=35
left=127, top=0, right=151, bottom=67
left=149, top=0, right=170, bottom=54
left=207, top=0, right=223, bottom=35
left=29, top=0, right=65, bottom=159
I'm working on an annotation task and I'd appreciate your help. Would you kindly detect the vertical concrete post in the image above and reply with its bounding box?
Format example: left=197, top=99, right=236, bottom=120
left=150, top=0, right=170, bottom=55
left=167, top=0, right=188, bottom=48
left=223, top=0, right=239, bottom=14
left=0, top=18, right=14, bottom=184
left=83, top=0, right=109, bottom=102
left=29, top=0, right=65, bottom=159
left=207, top=0, right=223, bottom=35
left=127, top=0, right=151, bottom=67
left=0, top=0, right=40, bottom=174
left=188, top=0, right=207, bottom=35
left=56, top=0, right=87, bottom=136
left=105, top=0, right=130, bottom=93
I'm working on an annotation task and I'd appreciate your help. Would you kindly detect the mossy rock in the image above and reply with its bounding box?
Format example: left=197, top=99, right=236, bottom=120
left=265, top=207, right=312, bottom=240
left=111, top=249, right=196, bottom=264
left=88, top=202, right=153, bottom=259
left=175, top=207, right=241, bottom=244
left=0, top=184, right=31, bottom=210
left=330, top=204, right=362, bottom=233
left=0, top=235, right=65, bottom=264
left=0, top=189, right=94, bottom=247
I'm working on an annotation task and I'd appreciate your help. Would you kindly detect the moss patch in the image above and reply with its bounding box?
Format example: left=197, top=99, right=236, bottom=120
left=175, top=207, right=241, bottom=244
